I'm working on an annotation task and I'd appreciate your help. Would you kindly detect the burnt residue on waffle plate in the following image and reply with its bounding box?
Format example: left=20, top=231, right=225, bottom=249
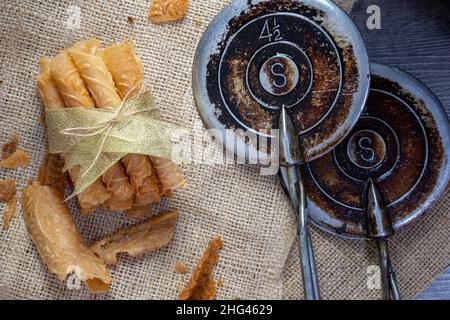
left=304, top=63, right=450, bottom=238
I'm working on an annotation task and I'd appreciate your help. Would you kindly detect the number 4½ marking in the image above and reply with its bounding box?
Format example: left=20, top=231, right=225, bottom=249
left=259, top=18, right=283, bottom=42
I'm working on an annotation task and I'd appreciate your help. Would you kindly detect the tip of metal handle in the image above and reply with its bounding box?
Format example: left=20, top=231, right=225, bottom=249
left=278, top=107, right=303, bottom=165
left=364, top=178, right=394, bottom=238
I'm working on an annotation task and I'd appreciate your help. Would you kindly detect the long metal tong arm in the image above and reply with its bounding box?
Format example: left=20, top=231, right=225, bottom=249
left=279, top=164, right=320, bottom=300
left=278, top=106, right=320, bottom=300
left=365, top=178, right=401, bottom=300
left=297, top=166, right=321, bottom=300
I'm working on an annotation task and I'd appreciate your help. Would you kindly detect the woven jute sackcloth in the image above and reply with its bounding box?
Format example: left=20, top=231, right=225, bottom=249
left=0, top=0, right=448, bottom=300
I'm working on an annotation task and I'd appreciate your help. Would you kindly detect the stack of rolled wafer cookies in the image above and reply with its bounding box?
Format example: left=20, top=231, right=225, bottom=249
left=36, top=39, right=186, bottom=217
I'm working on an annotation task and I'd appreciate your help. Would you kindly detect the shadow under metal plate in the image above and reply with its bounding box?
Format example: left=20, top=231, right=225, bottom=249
left=193, top=0, right=370, bottom=163
left=304, top=63, right=450, bottom=239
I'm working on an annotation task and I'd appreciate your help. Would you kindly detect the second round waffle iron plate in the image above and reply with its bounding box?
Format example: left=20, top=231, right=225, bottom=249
left=304, top=63, right=450, bottom=239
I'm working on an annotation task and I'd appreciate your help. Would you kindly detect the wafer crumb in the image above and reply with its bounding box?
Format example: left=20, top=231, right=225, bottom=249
left=148, top=0, right=189, bottom=23
left=0, top=150, right=30, bottom=168
left=217, top=276, right=223, bottom=288
left=2, top=134, right=18, bottom=159
left=0, top=179, right=17, bottom=230
left=3, top=195, right=17, bottom=230
left=178, top=236, right=224, bottom=300
left=174, top=260, right=188, bottom=274
left=0, top=179, right=16, bottom=202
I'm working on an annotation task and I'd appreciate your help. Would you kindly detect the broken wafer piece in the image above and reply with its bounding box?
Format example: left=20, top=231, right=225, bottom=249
left=0, top=179, right=17, bottom=230
left=2, top=134, right=18, bottom=160
left=90, top=210, right=178, bottom=265
left=0, top=150, right=30, bottom=169
left=217, top=276, right=223, bottom=288
left=148, top=0, right=189, bottom=23
left=22, top=182, right=112, bottom=293
left=178, top=236, right=224, bottom=300
left=0, top=178, right=16, bottom=202
left=1, top=135, right=28, bottom=169
left=3, top=195, right=17, bottom=230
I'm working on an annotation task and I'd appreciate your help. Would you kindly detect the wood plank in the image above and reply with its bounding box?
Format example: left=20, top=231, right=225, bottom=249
left=350, top=0, right=450, bottom=300
left=350, top=0, right=450, bottom=116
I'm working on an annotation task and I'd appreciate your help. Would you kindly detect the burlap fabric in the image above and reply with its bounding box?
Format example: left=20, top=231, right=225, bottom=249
left=0, top=0, right=448, bottom=300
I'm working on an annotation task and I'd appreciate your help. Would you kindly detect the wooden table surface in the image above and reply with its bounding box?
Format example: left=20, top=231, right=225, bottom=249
left=349, top=0, right=450, bottom=299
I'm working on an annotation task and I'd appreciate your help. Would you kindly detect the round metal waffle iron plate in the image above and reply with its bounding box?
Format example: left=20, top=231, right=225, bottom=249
left=304, top=63, right=450, bottom=239
left=193, top=0, right=370, bottom=163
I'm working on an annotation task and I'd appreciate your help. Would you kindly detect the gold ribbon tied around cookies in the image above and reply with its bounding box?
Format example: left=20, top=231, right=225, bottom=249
left=45, top=90, right=187, bottom=199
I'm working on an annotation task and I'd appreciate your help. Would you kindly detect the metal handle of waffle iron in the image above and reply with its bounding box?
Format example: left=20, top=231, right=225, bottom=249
left=278, top=107, right=320, bottom=300
left=365, top=178, right=401, bottom=300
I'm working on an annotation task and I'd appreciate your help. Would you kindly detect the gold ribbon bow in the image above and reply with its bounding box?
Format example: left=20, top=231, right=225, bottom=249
left=45, top=90, right=187, bottom=199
